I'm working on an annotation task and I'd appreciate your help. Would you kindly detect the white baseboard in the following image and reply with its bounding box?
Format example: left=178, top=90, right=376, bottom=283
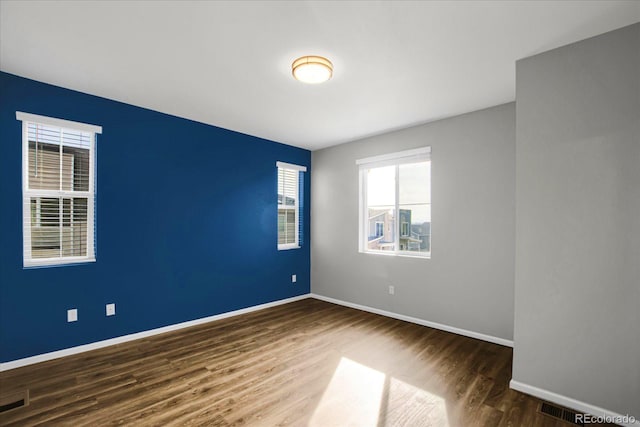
left=309, top=293, right=514, bottom=347
left=0, top=292, right=513, bottom=372
left=4, top=293, right=635, bottom=426
left=510, top=380, right=639, bottom=427
left=0, top=294, right=311, bottom=372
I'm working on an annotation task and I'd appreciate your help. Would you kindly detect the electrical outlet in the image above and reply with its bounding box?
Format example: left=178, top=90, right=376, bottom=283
left=292, top=274, right=297, bottom=283
left=106, top=303, right=116, bottom=316
left=388, top=285, right=395, bottom=295
left=67, top=308, right=78, bottom=322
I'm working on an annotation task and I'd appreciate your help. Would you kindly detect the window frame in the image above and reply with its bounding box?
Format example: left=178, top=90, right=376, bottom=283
left=357, top=147, right=431, bottom=259
left=17, top=111, right=102, bottom=268
left=276, top=161, right=307, bottom=251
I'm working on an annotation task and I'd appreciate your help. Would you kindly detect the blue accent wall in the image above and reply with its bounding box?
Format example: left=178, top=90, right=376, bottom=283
left=0, top=72, right=311, bottom=363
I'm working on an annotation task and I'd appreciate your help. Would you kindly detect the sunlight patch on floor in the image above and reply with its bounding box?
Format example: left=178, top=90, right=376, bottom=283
left=309, top=357, right=385, bottom=427
left=309, top=357, right=449, bottom=427
left=384, top=377, right=449, bottom=426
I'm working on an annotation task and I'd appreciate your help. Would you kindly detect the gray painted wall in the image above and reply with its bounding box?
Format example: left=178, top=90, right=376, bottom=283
left=312, top=103, right=516, bottom=341
left=513, top=23, right=640, bottom=417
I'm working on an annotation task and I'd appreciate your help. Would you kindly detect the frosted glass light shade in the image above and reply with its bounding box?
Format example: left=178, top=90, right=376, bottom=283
left=292, top=56, right=333, bottom=84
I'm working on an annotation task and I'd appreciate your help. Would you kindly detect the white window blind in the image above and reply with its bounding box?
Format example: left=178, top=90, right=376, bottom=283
left=276, top=161, right=306, bottom=250
left=17, top=112, right=102, bottom=267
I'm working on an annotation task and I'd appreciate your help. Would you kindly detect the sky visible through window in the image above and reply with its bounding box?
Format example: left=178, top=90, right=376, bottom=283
left=367, top=161, right=431, bottom=223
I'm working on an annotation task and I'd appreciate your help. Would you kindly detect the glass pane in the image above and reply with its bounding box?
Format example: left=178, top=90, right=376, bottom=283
left=367, top=166, right=395, bottom=206
left=278, top=168, right=298, bottom=207
left=63, top=146, right=90, bottom=191
left=30, top=197, right=61, bottom=258
left=28, top=142, right=61, bottom=190
left=28, top=123, right=91, bottom=148
left=61, top=198, right=88, bottom=257
left=366, top=165, right=396, bottom=252
left=28, top=123, right=60, bottom=146
left=399, top=161, right=430, bottom=205
left=285, top=210, right=295, bottom=243
left=366, top=207, right=396, bottom=251
left=397, top=204, right=431, bottom=253
left=278, top=210, right=285, bottom=243
left=28, top=123, right=91, bottom=192
left=61, top=127, right=92, bottom=149
left=30, top=197, right=89, bottom=259
left=278, top=208, right=296, bottom=245
left=40, top=198, right=60, bottom=227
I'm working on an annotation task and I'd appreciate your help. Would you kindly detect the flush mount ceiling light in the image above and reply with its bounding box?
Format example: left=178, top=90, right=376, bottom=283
left=292, top=56, right=333, bottom=84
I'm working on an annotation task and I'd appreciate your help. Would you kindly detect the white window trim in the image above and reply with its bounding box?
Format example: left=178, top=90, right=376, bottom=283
left=18, top=112, right=101, bottom=268
left=356, top=147, right=430, bottom=167
left=276, top=161, right=307, bottom=172
left=16, top=111, right=102, bottom=134
left=278, top=243, right=300, bottom=251
left=357, top=147, right=431, bottom=259
left=276, top=161, right=306, bottom=251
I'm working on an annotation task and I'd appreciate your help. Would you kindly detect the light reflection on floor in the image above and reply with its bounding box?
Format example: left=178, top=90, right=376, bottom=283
left=309, top=357, right=449, bottom=427
left=385, top=377, right=450, bottom=426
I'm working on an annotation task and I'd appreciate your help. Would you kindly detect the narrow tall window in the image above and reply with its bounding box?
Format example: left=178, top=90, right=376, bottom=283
left=17, top=112, right=101, bottom=267
left=277, top=161, right=306, bottom=250
left=357, top=147, right=431, bottom=257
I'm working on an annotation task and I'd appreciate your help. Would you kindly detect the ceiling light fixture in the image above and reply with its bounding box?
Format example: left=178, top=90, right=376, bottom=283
left=292, top=56, right=333, bottom=84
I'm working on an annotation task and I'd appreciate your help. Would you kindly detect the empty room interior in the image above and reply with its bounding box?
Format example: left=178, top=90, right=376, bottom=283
left=0, top=1, right=639, bottom=426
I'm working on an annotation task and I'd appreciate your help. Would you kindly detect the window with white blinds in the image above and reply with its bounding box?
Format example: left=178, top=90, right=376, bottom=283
left=276, top=161, right=306, bottom=250
left=17, top=112, right=102, bottom=267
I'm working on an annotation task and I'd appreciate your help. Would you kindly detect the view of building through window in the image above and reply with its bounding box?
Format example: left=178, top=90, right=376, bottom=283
left=18, top=112, right=100, bottom=267
left=24, top=122, right=95, bottom=264
left=363, top=157, right=431, bottom=256
left=277, top=161, right=306, bottom=250
left=277, top=167, right=298, bottom=247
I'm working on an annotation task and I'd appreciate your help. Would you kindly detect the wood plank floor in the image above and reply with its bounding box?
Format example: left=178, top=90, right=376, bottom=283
left=0, top=299, right=606, bottom=426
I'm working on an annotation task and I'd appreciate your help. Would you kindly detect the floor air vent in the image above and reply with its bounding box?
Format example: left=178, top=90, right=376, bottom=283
left=539, top=402, right=584, bottom=426
left=0, top=390, right=29, bottom=413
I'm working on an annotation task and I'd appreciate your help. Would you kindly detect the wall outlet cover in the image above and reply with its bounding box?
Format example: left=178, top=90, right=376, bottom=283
left=67, top=309, right=78, bottom=322
left=292, top=274, right=297, bottom=283
left=106, top=303, right=116, bottom=316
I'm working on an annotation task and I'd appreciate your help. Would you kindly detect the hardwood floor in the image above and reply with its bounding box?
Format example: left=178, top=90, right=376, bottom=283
left=0, top=299, right=603, bottom=426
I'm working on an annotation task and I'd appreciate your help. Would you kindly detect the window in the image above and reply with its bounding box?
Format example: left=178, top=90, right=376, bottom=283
left=17, top=112, right=102, bottom=267
left=375, top=221, right=384, bottom=238
left=277, top=161, right=306, bottom=250
left=357, top=147, right=431, bottom=257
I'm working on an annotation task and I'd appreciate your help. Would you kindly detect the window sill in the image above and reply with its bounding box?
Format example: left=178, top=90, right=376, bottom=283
left=24, top=257, right=96, bottom=269
left=278, top=245, right=301, bottom=251
left=359, top=250, right=430, bottom=259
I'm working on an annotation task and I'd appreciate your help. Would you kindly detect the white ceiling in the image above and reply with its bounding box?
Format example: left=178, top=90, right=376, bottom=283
left=1, top=1, right=639, bottom=151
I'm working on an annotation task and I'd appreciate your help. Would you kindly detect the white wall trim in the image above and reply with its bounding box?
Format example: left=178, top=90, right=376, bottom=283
left=355, top=146, right=431, bottom=166
left=510, top=380, right=639, bottom=427
left=310, top=293, right=513, bottom=347
left=16, top=111, right=103, bottom=134
left=0, top=294, right=310, bottom=372
left=4, top=292, right=634, bottom=425
left=276, top=161, right=307, bottom=172
left=0, top=292, right=514, bottom=372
